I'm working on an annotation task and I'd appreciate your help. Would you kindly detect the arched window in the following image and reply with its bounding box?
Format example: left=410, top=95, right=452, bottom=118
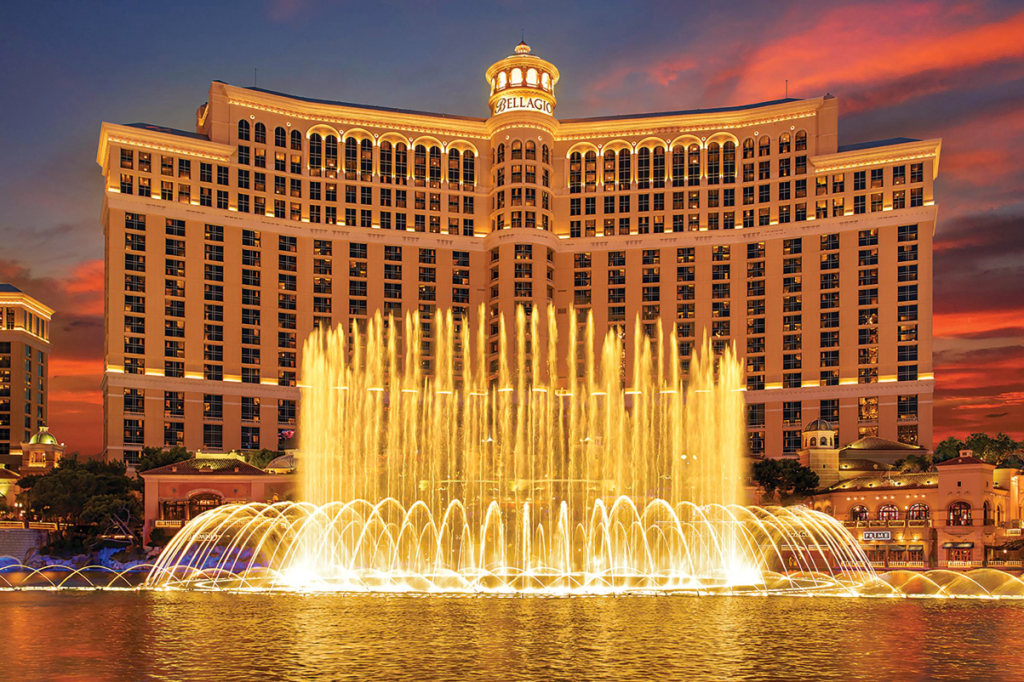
left=908, top=503, right=930, bottom=520
left=687, top=144, right=700, bottom=186
left=498, top=71, right=508, bottom=89
left=189, top=493, right=222, bottom=519
left=254, top=123, right=267, bottom=144
left=742, top=138, right=754, bottom=160
left=983, top=501, right=992, bottom=525
left=309, top=133, right=322, bottom=171
left=542, top=144, right=550, bottom=165
left=291, top=129, right=302, bottom=151
left=878, top=504, right=900, bottom=521
left=569, top=152, right=582, bottom=193
left=584, top=151, right=597, bottom=191
left=707, top=142, right=720, bottom=185
left=275, top=126, right=287, bottom=147
left=238, top=119, right=250, bottom=141
left=722, top=141, right=736, bottom=183
left=672, top=147, right=685, bottom=187
left=345, top=137, right=359, bottom=177
left=617, top=149, right=630, bottom=190
left=325, top=135, right=338, bottom=172
left=603, top=150, right=616, bottom=190
left=395, top=142, right=408, bottom=184
left=511, top=140, right=523, bottom=160
left=809, top=437, right=817, bottom=447
left=379, top=141, right=393, bottom=179
left=779, top=133, right=791, bottom=154
left=526, top=68, right=538, bottom=86
left=948, top=501, right=972, bottom=526
left=824, top=505, right=833, bottom=517
left=637, top=147, right=650, bottom=189
left=758, top=136, right=771, bottom=157
left=525, top=141, right=536, bottom=160
left=428, top=146, right=442, bottom=186
left=360, top=139, right=373, bottom=179
left=497, top=143, right=505, bottom=164
left=795, top=130, right=808, bottom=152
left=462, top=151, right=475, bottom=186
left=448, top=148, right=461, bottom=185
left=541, top=72, right=550, bottom=90
left=414, top=144, right=427, bottom=184
left=850, top=505, right=869, bottom=521
left=653, top=146, right=665, bottom=188
left=511, top=67, right=523, bottom=86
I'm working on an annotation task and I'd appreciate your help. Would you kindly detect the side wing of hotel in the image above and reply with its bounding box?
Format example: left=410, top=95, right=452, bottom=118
left=96, top=42, right=938, bottom=466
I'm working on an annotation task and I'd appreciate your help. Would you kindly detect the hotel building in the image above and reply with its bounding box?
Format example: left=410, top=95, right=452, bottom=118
left=96, top=43, right=938, bottom=465
left=0, top=284, right=53, bottom=463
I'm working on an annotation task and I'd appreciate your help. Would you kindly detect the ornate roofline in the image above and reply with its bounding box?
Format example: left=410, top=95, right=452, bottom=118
left=812, top=138, right=942, bottom=178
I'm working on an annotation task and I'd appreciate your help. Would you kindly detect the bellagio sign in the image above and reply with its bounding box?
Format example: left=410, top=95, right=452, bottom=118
left=493, top=95, right=553, bottom=116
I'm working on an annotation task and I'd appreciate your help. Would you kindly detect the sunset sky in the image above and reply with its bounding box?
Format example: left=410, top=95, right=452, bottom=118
left=1, top=0, right=1022, bottom=454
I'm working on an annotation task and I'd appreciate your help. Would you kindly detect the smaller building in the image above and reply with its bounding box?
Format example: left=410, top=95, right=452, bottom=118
left=803, top=428, right=1024, bottom=570
left=140, top=451, right=295, bottom=542
left=19, top=425, right=65, bottom=473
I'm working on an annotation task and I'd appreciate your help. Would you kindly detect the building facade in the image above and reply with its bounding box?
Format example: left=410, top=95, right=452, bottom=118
left=801, top=429, right=1023, bottom=571
left=0, top=284, right=52, bottom=461
left=96, top=43, right=938, bottom=465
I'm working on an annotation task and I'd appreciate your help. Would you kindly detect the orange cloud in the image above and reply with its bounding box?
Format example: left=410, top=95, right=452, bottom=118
left=727, top=5, right=1024, bottom=104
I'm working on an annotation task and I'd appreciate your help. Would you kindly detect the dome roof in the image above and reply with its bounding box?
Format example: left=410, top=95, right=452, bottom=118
left=803, top=419, right=834, bottom=433
left=265, top=453, right=297, bottom=471
left=28, top=426, right=58, bottom=445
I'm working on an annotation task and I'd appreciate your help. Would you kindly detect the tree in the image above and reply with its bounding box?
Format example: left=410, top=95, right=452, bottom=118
left=894, top=453, right=932, bottom=473
left=19, top=455, right=138, bottom=544
left=934, top=433, right=1023, bottom=466
left=243, top=448, right=283, bottom=470
left=136, top=446, right=190, bottom=473
left=81, top=493, right=144, bottom=545
left=752, top=459, right=820, bottom=503
left=933, top=437, right=964, bottom=463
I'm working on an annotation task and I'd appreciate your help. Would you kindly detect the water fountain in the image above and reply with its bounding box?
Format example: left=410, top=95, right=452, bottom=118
left=145, top=305, right=887, bottom=594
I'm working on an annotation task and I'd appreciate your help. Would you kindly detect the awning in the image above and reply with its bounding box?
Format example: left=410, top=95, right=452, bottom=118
left=908, top=545, right=924, bottom=551
left=942, top=541, right=974, bottom=549
left=886, top=545, right=907, bottom=551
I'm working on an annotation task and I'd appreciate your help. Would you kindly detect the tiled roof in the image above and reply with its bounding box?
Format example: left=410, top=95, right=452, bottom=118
left=837, top=137, right=919, bottom=153
left=561, top=98, right=802, bottom=123
left=827, top=472, right=937, bottom=492
left=123, top=123, right=210, bottom=141
left=237, top=86, right=487, bottom=123
left=838, top=458, right=893, bottom=472
left=0, top=283, right=23, bottom=293
left=841, top=436, right=924, bottom=452
left=141, top=457, right=268, bottom=476
left=935, top=454, right=988, bottom=467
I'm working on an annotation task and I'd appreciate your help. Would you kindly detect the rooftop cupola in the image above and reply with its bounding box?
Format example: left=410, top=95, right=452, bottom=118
left=485, top=41, right=559, bottom=119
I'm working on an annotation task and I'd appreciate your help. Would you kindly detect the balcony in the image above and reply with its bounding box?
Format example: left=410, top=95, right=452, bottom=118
left=887, top=520, right=906, bottom=528
left=939, top=560, right=983, bottom=569
left=987, top=560, right=1023, bottom=568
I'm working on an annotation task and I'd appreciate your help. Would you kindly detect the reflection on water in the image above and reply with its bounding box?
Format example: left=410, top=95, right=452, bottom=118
left=1, top=593, right=1020, bottom=681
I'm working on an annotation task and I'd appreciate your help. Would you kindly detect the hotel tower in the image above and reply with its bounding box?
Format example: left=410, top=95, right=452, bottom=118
left=96, top=43, right=938, bottom=465
left=0, top=284, right=52, bottom=460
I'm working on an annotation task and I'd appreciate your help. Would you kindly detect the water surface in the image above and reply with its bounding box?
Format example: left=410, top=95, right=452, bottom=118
left=2, top=592, right=1019, bottom=681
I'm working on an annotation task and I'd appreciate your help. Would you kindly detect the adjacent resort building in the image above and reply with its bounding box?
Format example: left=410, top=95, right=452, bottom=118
left=795, top=422, right=1023, bottom=569
left=0, top=284, right=53, bottom=461
left=96, top=42, right=938, bottom=466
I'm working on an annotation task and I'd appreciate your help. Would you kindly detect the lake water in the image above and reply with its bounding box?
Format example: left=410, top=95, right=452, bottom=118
left=1, top=592, right=1020, bottom=681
